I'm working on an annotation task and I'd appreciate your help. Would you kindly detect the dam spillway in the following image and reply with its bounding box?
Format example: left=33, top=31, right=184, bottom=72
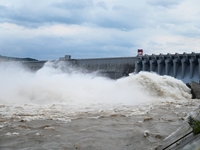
left=135, top=52, right=200, bottom=83
left=19, top=56, right=137, bottom=79
left=1, top=52, right=200, bottom=83
left=59, top=52, right=200, bottom=83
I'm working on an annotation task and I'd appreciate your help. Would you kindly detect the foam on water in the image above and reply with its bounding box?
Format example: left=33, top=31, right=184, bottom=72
left=0, top=61, right=192, bottom=121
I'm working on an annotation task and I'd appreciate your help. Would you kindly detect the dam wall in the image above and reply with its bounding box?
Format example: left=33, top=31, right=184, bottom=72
left=135, top=52, right=200, bottom=83
left=2, top=52, right=200, bottom=83
left=21, top=61, right=47, bottom=71
left=19, top=56, right=136, bottom=79
left=74, top=57, right=136, bottom=79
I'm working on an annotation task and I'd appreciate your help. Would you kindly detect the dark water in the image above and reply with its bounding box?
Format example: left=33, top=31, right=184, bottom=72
left=1, top=99, right=200, bottom=150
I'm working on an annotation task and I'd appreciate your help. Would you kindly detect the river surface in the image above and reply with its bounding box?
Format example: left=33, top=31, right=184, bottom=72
left=0, top=61, right=199, bottom=150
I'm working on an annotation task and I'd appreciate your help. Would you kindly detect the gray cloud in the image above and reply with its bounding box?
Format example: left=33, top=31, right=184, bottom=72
left=112, top=5, right=126, bottom=11
left=0, top=0, right=145, bottom=30
left=0, top=4, right=6, bottom=10
left=96, top=1, right=108, bottom=10
left=148, top=0, right=184, bottom=8
left=53, top=0, right=94, bottom=9
left=0, top=1, right=94, bottom=27
left=0, top=0, right=200, bottom=59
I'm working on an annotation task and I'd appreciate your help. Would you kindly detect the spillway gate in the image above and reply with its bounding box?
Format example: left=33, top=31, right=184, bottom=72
left=135, top=52, right=200, bottom=83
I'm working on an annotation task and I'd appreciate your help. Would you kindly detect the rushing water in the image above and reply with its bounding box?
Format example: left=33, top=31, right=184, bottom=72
left=0, top=61, right=198, bottom=150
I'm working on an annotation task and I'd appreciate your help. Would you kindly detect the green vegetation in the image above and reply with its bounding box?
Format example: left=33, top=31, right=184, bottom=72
left=188, top=116, right=200, bottom=135
left=0, top=55, right=38, bottom=61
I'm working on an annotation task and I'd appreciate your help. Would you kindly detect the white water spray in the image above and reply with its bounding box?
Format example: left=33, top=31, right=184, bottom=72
left=0, top=61, right=191, bottom=106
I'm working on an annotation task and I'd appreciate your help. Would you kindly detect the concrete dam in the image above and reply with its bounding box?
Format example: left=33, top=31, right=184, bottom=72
left=2, top=52, right=200, bottom=83
left=21, top=56, right=136, bottom=79
left=135, top=52, right=200, bottom=83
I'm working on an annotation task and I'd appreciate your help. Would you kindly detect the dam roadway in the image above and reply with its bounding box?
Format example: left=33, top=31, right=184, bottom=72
left=2, top=52, right=200, bottom=83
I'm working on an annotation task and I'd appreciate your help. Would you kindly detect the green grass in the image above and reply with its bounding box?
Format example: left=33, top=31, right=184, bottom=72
left=188, top=116, right=200, bottom=135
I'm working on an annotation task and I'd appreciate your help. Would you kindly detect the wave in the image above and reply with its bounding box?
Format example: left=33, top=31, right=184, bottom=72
left=0, top=61, right=191, bottom=106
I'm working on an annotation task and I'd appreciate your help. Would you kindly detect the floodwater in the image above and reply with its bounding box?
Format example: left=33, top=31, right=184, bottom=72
left=0, top=61, right=199, bottom=150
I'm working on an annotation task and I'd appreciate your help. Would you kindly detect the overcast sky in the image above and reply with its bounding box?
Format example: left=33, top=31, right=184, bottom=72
left=0, top=0, right=200, bottom=60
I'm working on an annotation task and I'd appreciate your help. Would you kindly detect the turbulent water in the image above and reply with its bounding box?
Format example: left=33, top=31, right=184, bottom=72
left=0, top=61, right=199, bottom=150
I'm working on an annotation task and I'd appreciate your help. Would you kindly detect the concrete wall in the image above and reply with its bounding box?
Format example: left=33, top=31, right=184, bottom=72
left=135, top=52, right=200, bottom=83
left=72, top=57, right=136, bottom=79
left=21, top=61, right=46, bottom=71
left=11, top=52, right=200, bottom=83
left=21, top=57, right=136, bottom=79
